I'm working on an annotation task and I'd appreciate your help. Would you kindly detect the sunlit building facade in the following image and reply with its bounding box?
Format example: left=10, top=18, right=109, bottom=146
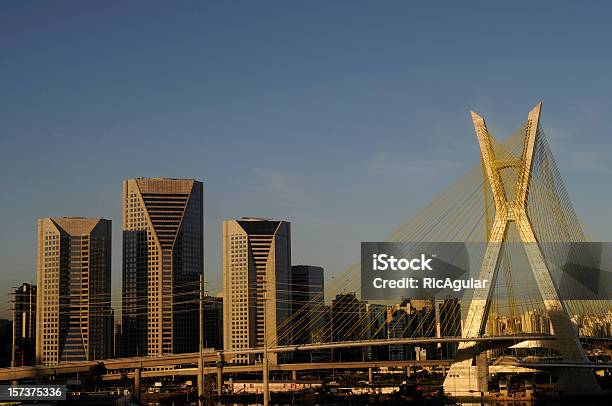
left=222, top=218, right=291, bottom=364
left=121, top=178, right=203, bottom=357
left=36, top=217, right=112, bottom=365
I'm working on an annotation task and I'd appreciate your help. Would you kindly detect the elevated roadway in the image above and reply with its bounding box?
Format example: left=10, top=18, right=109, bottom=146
left=0, top=334, right=553, bottom=382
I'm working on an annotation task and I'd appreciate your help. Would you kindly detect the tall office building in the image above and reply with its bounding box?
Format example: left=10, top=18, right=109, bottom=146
left=202, top=296, right=223, bottom=350
left=12, top=283, right=36, bottom=366
left=437, top=298, right=461, bottom=359
left=36, top=217, right=112, bottom=365
left=223, top=218, right=291, bottom=364
left=290, top=265, right=325, bottom=362
left=388, top=300, right=411, bottom=361
left=122, top=178, right=203, bottom=357
left=113, top=322, right=122, bottom=358
left=364, top=303, right=388, bottom=361
left=330, top=293, right=365, bottom=362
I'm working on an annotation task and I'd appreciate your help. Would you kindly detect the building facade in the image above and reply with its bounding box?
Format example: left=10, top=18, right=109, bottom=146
left=330, top=293, right=364, bottom=362
left=387, top=299, right=436, bottom=361
left=0, top=320, right=11, bottom=367
left=36, top=217, right=113, bottom=365
left=437, top=298, right=461, bottom=359
left=113, top=322, right=122, bottom=358
left=203, top=296, right=223, bottom=350
left=122, top=178, right=203, bottom=357
left=12, top=283, right=36, bottom=366
left=364, top=303, right=388, bottom=361
left=222, top=218, right=291, bottom=364
left=387, top=301, right=411, bottom=361
left=289, top=265, right=326, bottom=362
left=289, top=265, right=324, bottom=345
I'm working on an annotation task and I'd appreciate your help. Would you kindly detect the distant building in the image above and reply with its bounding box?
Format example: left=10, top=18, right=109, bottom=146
left=122, top=178, right=203, bottom=357
left=387, top=298, right=436, bottom=361
left=222, top=218, right=291, bottom=364
left=113, top=322, right=122, bottom=358
left=321, top=304, right=331, bottom=342
left=487, top=313, right=521, bottom=336
left=203, top=296, right=223, bottom=350
left=0, top=319, right=12, bottom=367
left=12, top=283, right=36, bottom=366
left=520, top=309, right=552, bottom=334
left=289, top=265, right=324, bottom=346
left=437, top=298, right=461, bottom=359
left=487, top=308, right=552, bottom=338
left=36, top=217, right=113, bottom=365
left=330, top=293, right=364, bottom=362
left=290, top=265, right=326, bottom=362
left=388, top=300, right=411, bottom=361
left=573, top=312, right=612, bottom=337
left=364, top=303, right=388, bottom=361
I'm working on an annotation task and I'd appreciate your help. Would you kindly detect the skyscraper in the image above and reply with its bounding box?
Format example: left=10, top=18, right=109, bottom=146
left=364, top=302, right=388, bottom=361
left=12, top=283, right=36, bottom=366
left=113, top=322, right=122, bottom=358
left=330, top=293, right=364, bottom=362
left=388, top=301, right=410, bottom=361
left=222, top=218, right=291, bottom=364
left=122, top=178, right=203, bottom=357
left=36, top=217, right=112, bottom=365
left=437, top=298, right=461, bottom=359
left=289, top=265, right=325, bottom=362
left=202, top=296, right=223, bottom=350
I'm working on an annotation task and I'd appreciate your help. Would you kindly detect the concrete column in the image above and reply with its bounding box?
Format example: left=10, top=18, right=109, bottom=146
left=216, top=362, right=223, bottom=397
left=292, top=370, right=297, bottom=381
left=368, top=367, right=373, bottom=383
left=134, top=368, right=141, bottom=402
left=263, top=356, right=270, bottom=406
left=197, top=358, right=204, bottom=406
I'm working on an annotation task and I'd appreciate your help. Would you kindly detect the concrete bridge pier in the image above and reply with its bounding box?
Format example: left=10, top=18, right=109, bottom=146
left=368, top=367, right=373, bottom=383
left=292, top=370, right=297, bottom=381
left=134, top=368, right=141, bottom=402
left=197, top=357, right=203, bottom=406
left=216, top=362, right=223, bottom=396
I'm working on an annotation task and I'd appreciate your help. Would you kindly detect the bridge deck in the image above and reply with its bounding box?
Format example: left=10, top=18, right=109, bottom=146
left=0, top=335, right=554, bottom=382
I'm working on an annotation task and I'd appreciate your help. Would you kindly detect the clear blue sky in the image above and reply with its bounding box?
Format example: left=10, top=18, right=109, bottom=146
left=1, top=1, right=612, bottom=317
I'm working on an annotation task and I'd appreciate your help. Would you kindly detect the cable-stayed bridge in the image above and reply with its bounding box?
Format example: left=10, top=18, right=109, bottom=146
left=0, top=103, right=610, bottom=402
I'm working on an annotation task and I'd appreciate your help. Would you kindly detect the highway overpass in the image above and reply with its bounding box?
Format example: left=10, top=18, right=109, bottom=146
left=0, top=334, right=554, bottom=382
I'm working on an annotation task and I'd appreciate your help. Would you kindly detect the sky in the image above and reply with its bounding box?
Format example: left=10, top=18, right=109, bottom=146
left=1, top=1, right=612, bottom=318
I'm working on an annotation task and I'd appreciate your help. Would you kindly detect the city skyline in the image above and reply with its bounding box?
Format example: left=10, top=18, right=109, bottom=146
left=1, top=2, right=612, bottom=403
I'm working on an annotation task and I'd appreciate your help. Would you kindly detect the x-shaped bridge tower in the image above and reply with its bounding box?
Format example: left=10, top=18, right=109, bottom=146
left=443, top=103, right=601, bottom=396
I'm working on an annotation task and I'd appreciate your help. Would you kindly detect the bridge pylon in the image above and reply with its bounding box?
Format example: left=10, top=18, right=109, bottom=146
left=442, top=103, right=601, bottom=396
